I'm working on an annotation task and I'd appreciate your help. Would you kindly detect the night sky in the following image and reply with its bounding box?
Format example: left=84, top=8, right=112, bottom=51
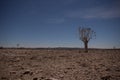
left=0, top=0, right=120, bottom=48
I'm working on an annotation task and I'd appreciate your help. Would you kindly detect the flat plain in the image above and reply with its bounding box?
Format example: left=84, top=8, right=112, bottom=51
left=0, top=48, right=120, bottom=80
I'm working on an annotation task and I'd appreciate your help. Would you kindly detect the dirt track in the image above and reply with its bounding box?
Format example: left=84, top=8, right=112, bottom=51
left=0, top=49, right=120, bottom=80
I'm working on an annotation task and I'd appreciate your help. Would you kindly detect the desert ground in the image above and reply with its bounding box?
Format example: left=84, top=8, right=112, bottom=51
left=0, top=48, right=120, bottom=80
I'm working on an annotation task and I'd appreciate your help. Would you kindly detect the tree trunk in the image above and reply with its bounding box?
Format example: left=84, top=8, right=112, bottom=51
left=84, top=41, right=88, bottom=53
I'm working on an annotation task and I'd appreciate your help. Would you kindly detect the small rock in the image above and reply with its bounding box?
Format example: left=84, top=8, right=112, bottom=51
left=101, top=76, right=111, bottom=80
left=49, top=78, right=58, bottom=80
left=33, top=77, right=38, bottom=80
left=105, top=68, right=111, bottom=71
left=59, top=74, right=64, bottom=78
left=1, top=77, right=8, bottom=80
left=16, top=57, right=21, bottom=61
left=23, top=71, right=30, bottom=74
left=23, top=70, right=33, bottom=75
left=10, top=71, right=17, bottom=75
left=40, top=76, right=45, bottom=79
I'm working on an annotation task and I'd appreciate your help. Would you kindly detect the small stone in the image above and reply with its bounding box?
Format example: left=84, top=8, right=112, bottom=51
left=23, top=71, right=30, bottom=74
left=23, top=70, right=33, bottom=75
left=33, top=77, right=38, bottom=80
left=16, top=57, right=20, bottom=61
left=10, top=71, right=17, bottom=74
left=40, top=76, right=45, bottom=79
left=49, top=78, right=58, bottom=80
left=101, top=76, right=111, bottom=80
left=59, top=74, right=64, bottom=78
left=1, top=77, right=8, bottom=80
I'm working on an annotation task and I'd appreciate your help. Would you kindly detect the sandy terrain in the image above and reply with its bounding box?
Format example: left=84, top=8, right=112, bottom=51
left=0, top=49, right=120, bottom=80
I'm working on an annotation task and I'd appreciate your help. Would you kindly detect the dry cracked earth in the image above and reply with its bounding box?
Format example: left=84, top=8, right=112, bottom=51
left=0, top=49, right=120, bottom=80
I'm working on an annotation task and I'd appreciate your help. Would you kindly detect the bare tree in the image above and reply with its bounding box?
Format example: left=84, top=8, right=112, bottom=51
left=79, top=27, right=96, bottom=52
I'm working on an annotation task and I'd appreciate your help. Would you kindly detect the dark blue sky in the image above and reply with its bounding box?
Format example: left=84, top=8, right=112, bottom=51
left=0, top=0, right=120, bottom=48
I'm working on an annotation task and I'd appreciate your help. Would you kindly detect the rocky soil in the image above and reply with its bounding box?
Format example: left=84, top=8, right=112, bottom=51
left=0, top=49, right=120, bottom=80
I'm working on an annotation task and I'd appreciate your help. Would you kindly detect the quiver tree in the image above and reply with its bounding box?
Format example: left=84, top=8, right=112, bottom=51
left=79, top=27, right=96, bottom=52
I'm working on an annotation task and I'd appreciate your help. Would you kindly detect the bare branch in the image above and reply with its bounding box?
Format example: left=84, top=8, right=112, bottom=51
left=78, top=27, right=96, bottom=52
